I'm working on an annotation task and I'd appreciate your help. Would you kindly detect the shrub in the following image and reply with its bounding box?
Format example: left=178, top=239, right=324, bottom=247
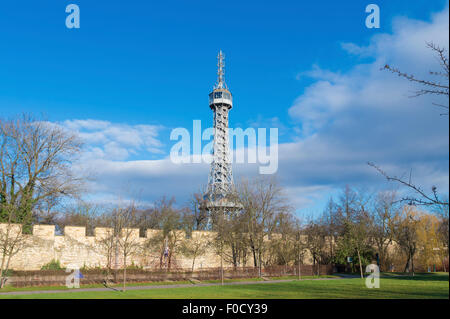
left=0, top=269, right=14, bottom=277
left=126, top=262, right=143, bottom=270
left=40, top=259, right=63, bottom=270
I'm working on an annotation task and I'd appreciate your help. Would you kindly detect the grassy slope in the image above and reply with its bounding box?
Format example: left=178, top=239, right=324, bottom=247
left=0, top=273, right=447, bottom=299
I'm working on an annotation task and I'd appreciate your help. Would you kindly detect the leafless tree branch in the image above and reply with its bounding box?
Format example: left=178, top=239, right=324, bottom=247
left=368, top=162, right=448, bottom=207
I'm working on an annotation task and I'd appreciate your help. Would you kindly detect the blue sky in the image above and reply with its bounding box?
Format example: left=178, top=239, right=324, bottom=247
left=0, top=1, right=449, bottom=214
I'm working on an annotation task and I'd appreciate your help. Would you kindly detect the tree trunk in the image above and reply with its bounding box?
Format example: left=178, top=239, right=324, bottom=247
left=123, top=255, right=127, bottom=291
left=258, top=250, right=262, bottom=278
left=357, top=249, right=363, bottom=279
left=159, top=248, right=164, bottom=269
left=220, top=249, right=224, bottom=286
left=0, top=253, right=6, bottom=289
left=251, top=243, right=257, bottom=267
left=191, top=256, right=196, bottom=272
left=4, top=256, right=12, bottom=286
left=231, top=243, right=238, bottom=269
left=404, top=252, right=411, bottom=273
left=106, top=248, right=112, bottom=277
left=168, top=251, right=172, bottom=270
left=114, top=237, right=119, bottom=283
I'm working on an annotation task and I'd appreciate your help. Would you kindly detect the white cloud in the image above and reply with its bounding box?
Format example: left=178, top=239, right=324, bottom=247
left=63, top=119, right=111, bottom=131
left=60, top=119, right=164, bottom=161
left=284, top=6, right=449, bottom=211
left=62, top=7, right=449, bottom=213
left=73, top=157, right=209, bottom=206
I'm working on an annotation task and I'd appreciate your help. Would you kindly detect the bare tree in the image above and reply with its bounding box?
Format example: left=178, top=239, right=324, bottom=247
left=353, top=190, right=376, bottom=278
left=349, top=209, right=373, bottom=279
left=210, top=210, right=227, bottom=285
left=370, top=191, right=399, bottom=271
left=0, top=205, right=31, bottom=288
left=331, top=187, right=375, bottom=276
left=210, top=203, right=249, bottom=270
left=238, top=176, right=290, bottom=277
left=304, top=220, right=328, bottom=276
left=56, top=200, right=100, bottom=235
left=382, top=42, right=449, bottom=115
left=95, top=224, right=116, bottom=278
left=0, top=114, right=83, bottom=288
left=269, top=212, right=297, bottom=272
left=184, top=192, right=209, bottom=231
left=371, top=42, right=449, bottom=208
left=434, top=203, right=449, bottom=250
left=95, top=210, right=120, bottom=281
left=369, top=163, right=448, bottom=207
left=292, top=219, right=307, bottom=280
left=320, top=198, right=339, bottom=264
left=179, top=232, right=210, bottom=272
left=113, top=204, right=141, bottom=291
left=0, top=114, right=83, bottom=226
left=394, top=206, right=420, bottom=275
left=145, top=197, right=184, bottom=270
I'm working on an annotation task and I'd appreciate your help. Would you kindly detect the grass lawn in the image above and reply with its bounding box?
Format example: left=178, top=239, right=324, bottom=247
left=0, top=279, right=193, bottom=293
left=0, top=273, right=447, bottom=299
left=0, top=275, right=337, bottom=293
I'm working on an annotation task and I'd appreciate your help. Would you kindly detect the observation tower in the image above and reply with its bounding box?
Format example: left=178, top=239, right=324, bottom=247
left=204, top=51, right=242, bottom=213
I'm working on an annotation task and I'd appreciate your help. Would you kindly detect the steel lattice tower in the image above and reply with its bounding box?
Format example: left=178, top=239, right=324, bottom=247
left=204, top=51, right=241, bottom=212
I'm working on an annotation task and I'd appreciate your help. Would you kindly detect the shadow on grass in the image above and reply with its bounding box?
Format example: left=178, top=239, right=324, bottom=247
left=219, top=278, right=448, bottom=299
left=380, top=273, right=449, bottom=282
left=334, top=272, right=449, bottom=282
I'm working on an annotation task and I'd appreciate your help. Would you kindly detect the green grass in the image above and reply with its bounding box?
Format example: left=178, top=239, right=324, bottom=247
left=0, top=275, right=336, bottom=293
left=267, top=275, right=338, bottom=280
left=0, top=273, right=447, bottom=299
left=0, top=279, right=200, bottom=293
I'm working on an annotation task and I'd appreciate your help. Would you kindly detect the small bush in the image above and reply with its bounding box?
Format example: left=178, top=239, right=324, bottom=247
left=40, top=259, right=63, bottom=270
left=126, top=262, right=143, bottom=270
left=0, top=269, right=14, bottom=277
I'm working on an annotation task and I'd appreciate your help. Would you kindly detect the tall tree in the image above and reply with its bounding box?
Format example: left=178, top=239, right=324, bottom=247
left=0, top=114, right=83, bottom=288
left=145, top=197, right=184, bottom=270
left=394, top=206, right=420, bottom=275
left=0, top=114, right=83, bottom=226
left=179, top=231, right=211, bottom=272
left=333, top=187, right=374, bottom=276
left=416, top=213, right=445, bottom=272
left=270, top=212, right=300, bottom=272
left=238, top=176, right=290, bottom=276
left=370, top=191, right=398, bottom=271
left=183, top=192, right=209, bottom=232
left=98, top=202, right=142, bottom=290
left=304, top=220, right=328, bottom=275
left=114, top=204, right=141, bottom=291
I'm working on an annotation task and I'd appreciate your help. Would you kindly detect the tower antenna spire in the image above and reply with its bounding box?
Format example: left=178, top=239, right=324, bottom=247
left=216, top=50, right=226, bottom=89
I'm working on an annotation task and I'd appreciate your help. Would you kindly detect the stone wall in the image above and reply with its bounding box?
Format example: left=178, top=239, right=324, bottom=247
left=0, top=223, right=260, bottom=271
left=3, top=223, right=404, bottom=272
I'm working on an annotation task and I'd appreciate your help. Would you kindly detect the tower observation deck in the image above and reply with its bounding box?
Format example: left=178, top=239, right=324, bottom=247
left=204, top=51, right=242, bottom=212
